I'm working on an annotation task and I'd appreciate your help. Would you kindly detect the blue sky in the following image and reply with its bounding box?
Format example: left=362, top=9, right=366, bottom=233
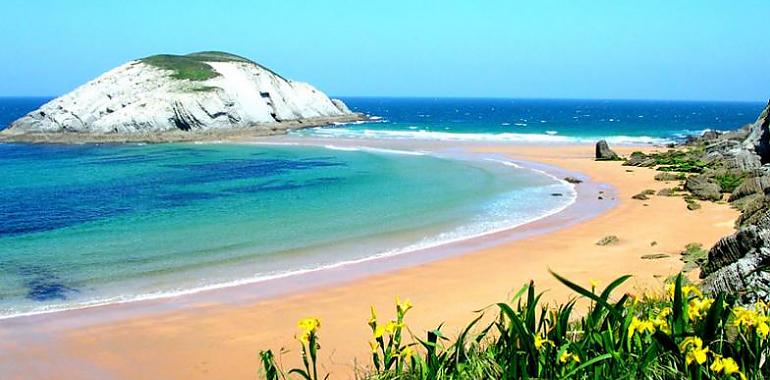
left=1, top=0, right=768, bottom=101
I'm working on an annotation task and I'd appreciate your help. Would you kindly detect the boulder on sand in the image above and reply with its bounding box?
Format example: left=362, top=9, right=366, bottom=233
left=685, top=174, right=722, bottom=201
left=595, top=140, right=620, bottom=160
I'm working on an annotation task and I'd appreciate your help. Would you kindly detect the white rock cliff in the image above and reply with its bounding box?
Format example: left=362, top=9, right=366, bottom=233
left=3, top=52, right=359, bottom=139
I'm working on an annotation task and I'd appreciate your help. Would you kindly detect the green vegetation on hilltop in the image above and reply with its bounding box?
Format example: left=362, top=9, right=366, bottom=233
left=141, top=54, right=222, bottom=81
left=260, top=273, right=769, bottom=380
left=139, top=51, right=284, bottom=81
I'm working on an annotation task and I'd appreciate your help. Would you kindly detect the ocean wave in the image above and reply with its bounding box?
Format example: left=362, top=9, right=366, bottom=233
left=299, top=127, right=671, bottom=145
left=322, top=144, right=427, bottom=156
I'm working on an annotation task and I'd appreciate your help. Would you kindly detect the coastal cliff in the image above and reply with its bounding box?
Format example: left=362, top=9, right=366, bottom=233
left=0, top=51, right=363, bottom=143
left=621, top=100, right=770, bottom=303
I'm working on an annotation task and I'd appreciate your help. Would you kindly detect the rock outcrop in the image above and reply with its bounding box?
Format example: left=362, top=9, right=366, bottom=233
left=1, top=51, right=362, bottom=142
left=696, top=101, right=770, bottom=302
left=701, top=225, right=770, bottom=303
left=595, top=140, right=620, bottom=160
left=684, top=173, right=722, bottom=201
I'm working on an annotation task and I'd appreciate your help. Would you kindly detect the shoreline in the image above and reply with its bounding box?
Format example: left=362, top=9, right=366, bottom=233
left=0, top=114, right=367, bottom=144
left=0, top=141, right=739, bottom=379
left=0, top=143, right=594, bottom=323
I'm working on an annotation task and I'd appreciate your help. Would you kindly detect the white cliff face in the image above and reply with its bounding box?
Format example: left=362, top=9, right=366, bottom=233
left=7, top=57, right=354, bottom=135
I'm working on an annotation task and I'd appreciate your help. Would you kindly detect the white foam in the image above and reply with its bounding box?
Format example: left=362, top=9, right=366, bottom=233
left=297, top=127, right=670, bottom=145
left=322, top=144, right=427, bottom=156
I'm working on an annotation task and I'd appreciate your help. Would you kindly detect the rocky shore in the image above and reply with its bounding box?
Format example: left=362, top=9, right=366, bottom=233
left=605, top=100, right=770, bottom=303
left=0, top=51, right=365, bottom=143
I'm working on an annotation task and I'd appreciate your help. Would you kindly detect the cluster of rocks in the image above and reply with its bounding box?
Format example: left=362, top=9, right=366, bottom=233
left=679, top=102, right=770, bottom=303
left=597, top=101, right=770, bottom=303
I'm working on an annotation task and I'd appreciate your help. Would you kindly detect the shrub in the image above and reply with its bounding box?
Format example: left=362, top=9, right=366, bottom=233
left=261, top=273, right=769, bottom=379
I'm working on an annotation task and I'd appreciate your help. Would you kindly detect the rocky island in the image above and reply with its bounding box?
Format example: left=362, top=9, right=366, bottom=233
left=0, top=51, right=364, bottom=143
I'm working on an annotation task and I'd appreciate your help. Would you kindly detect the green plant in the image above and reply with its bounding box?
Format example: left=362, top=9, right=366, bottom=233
left=261, top=273, right=770, bottom=379
left=715, top=173, right=746, bottom=193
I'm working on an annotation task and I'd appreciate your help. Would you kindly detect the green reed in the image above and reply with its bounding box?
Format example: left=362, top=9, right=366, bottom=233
left=261, top=272, right=770, bottom=379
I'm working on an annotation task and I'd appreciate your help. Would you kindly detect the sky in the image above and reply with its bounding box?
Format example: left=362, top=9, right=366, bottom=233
left=0, top=0, right=768, bottom=101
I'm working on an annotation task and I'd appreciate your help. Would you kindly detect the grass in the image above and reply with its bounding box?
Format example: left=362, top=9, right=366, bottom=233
left=715, top=173, right=747, bottom=194
left=261, top=273, right=768, bottom=379
left=140, top=51, right=284, bottom=81
left=626, top=149, right=712, bottom=173
left=680, top=243, right=709, bottom=272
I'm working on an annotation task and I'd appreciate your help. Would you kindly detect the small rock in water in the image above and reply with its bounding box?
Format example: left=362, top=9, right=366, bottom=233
left=564, top=176, right=583, bottom=184
left=551, top=193, right=563, bottom=197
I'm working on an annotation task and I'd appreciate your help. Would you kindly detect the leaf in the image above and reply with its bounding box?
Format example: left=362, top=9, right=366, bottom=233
left=550, top=271, right=630, bottom=320
left=701, top=293, right=725, bottom=344
left=652, top=331, right=679, bottom=355
left=560, top=353, right=612, bottom=379
left=288, top=368, right=312, bottom=380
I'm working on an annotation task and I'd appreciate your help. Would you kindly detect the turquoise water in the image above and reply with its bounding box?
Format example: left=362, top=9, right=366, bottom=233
left=2, top=96, right=761, bottom=318
left=0, top=142, right=572, bottom=317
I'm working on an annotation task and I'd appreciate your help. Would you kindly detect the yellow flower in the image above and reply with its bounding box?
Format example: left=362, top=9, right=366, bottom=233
left=688, top=298, right=714, bottom=321
left=628, top=317, right=655, bottom=339
left=590, top=279, right=600, bottom=289
left=711, top=355, right=746, bottom=380
left=651, top=307, right=672, bottom=333
left=680, top=337, right=709, bottom=366
left=368, top=340, right=379, bottom=353
left=396, top=296, right=413, bottom=314
left=297, top=317, right=321, bottom=333
left=296, top=331, right=310, bottom=345
left=559, top=351, right=580, bottom=364
left=682, top=285, right=703, bottom=299
left=733, top=306, right=770, bottom=339
left=534, top=335, right=553, bottom=350
left=666, top=283, right=703, bottom=299
left=373, top=325, right=385, bottom=339
left=296, top=317, right=320, bottom=346
left=758, top=321, right=770, bottom=339
left=385, top=320, right=402, bottom=334
left=399, top=346, right=414, bottom=359
left=368, top=306, right=378, bottom=329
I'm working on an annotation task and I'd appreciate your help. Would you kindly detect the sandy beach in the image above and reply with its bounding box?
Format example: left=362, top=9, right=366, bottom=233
left=0, top=142, right=739, bottom=380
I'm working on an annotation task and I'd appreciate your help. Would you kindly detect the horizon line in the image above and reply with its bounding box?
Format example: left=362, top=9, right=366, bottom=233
left=0, top=94, right=766, bottom=104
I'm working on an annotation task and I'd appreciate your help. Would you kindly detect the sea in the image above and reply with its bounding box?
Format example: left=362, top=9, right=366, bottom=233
left=0, top=97, right=764, bottom=318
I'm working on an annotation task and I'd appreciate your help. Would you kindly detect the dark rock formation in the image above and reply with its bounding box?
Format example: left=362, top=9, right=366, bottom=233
left=701, top=225, right=770, bottom=303
left=745, top=101, right=770, bottom=164
left=729, top=168, right=770, bottom=202
left=624, top=151, right=656, bottom=167
left=595, top=140, right=620, bottom=160
left=654, top=172, right=683, bottom=181
left=685, top=174, right=722, bottom=201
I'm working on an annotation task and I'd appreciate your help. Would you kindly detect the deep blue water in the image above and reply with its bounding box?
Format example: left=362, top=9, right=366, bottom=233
left=314, top=97, right=766, bottom=143
left=2, top=97, right=765, bottom=142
